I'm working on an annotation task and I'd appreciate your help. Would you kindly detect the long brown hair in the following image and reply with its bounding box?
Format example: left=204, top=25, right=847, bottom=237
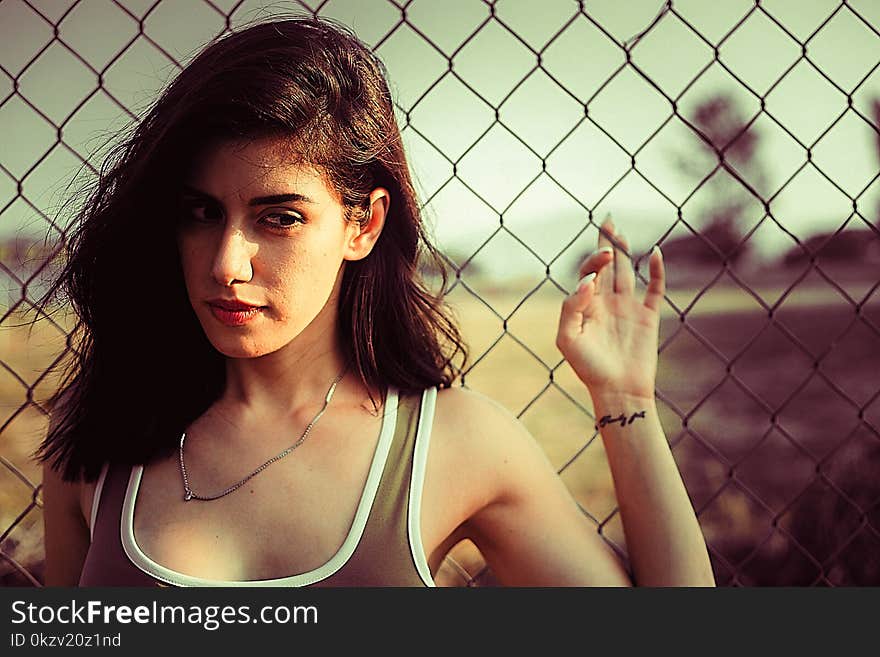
left=35, top=16, right=467, bottom=482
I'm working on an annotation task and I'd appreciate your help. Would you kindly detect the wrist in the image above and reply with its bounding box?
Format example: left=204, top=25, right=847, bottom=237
left=589, top=391, right=660, bottom=434
left=589, top=388, right=656, bottom=409
left=590, top=390, right=657, bottom=428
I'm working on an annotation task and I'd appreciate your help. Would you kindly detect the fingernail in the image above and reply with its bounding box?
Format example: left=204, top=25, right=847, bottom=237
left=592, top=246, right=613, bottom=257
left=652, top=245, right=662, bottom=258
left=577, top=272, right=596, bottom=292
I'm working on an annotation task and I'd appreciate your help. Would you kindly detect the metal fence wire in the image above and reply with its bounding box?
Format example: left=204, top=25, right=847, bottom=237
left=1, top=0, right=879, bottom=586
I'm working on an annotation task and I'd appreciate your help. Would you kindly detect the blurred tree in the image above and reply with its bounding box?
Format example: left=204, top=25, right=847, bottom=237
left=671, top=93, right=767, bottom=265
left=570, top=93, right=767, bottom=279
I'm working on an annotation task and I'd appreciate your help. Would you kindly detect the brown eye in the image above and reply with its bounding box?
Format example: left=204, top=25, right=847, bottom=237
left=261, top=212, right=305, bottom=229
left=180, top=199, right=223, bottom=224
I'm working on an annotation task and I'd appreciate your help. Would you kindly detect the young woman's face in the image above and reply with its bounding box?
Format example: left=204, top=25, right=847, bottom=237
left=176, top=137, right=367, bottom=359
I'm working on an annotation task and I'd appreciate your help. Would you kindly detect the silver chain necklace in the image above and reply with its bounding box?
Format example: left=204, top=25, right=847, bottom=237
left=179, top=366, right=347, bottom=502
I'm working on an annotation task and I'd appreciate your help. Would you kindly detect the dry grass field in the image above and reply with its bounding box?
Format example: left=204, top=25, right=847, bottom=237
left=1, top=268, right=878, bottom=586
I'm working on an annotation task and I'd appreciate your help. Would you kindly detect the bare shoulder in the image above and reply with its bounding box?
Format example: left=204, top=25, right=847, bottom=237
left=41, top=460, right=91, bottom=585
left=420, top=386, right=547, bottom=565
left=43, top=384, right=96, bottom=528
left=40, top=459, right=82, bottom=507
left=41, top=460, right=96, bottom=526
left=41, top=386, right=98, bottom=585
left=431, top=386, right=555, bottom=504
left=435, top=387, right=552, bottom=449
left=433, top=385, right=530, bottom=439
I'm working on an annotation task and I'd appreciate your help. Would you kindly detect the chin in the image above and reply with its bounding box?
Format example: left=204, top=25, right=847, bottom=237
left=202, top=331, right=270, bottom=358
left=196, top=307, right=313, bottom=359
left=213, top=344, right=268, bottom=359
left=204, top=327, right=300, bottom=360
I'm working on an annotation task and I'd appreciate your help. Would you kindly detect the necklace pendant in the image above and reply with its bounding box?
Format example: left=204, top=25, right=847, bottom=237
left=184, top=490, right=193, bottom=501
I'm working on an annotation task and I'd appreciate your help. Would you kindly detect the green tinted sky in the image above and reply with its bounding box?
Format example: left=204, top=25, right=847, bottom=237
left=1, top=0, right=879, bottom=280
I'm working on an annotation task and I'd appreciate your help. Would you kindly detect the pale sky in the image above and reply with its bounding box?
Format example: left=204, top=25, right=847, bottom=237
left=1, top=0, right=879, bottom=282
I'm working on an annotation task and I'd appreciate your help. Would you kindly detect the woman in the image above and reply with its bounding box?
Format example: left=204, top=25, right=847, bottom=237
left=37, top=16, right=714, bottom=587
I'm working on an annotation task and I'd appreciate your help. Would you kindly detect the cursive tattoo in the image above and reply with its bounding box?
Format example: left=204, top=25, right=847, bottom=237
left=595, top=411, right=647, bottom=431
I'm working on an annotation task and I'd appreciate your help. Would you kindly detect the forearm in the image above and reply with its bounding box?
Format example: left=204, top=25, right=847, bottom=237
left=590, top=390, right=715, bottom=586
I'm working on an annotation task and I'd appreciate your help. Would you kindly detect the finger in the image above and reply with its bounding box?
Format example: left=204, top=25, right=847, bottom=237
left=557, top=272, right=597, bottom=346
left=643, top=245, right=666, bottom=313
left=614, top=231, right=635, bottom=296
left=596, top=216, right=616, bottom=295
left=597, top=215, right=614, bottom=249
left=576, top=245, right=614, bottom=281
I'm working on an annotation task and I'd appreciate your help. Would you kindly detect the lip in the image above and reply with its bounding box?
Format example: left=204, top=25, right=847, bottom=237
left=207, top=298, right=264, bottom=311
left=207, top=298, right=265, bottom=326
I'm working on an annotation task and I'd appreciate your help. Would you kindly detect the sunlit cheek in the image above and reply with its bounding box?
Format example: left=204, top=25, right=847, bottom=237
left=176, top=241, right=201, bottom=283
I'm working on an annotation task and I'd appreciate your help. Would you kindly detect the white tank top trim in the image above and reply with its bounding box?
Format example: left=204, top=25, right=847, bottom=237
left=408, top=386, right=437, bottom=587
left=118, top=387, right=400, bottom=587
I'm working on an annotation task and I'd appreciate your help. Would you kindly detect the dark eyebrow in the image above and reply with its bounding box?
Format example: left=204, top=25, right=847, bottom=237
left=181, top=184, right=314, bottom=206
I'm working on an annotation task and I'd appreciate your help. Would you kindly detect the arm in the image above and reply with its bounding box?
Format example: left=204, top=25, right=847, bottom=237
left=41, top=460, right=90, bottom=586
left=554, top=217, right=715, bottom=586
left=41, top=398, right=91, bottom=586
left=441, top=387, right=634, bottom=586
left=589, top=391, right=715, bottom=586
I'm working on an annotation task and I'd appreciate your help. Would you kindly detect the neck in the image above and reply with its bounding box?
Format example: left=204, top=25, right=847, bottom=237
left=220, top=328, right=352, bottom=420
left=214, top=279, right=382, bottom=423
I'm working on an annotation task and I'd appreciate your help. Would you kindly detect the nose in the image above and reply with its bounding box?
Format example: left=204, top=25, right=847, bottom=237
left=212, top=228, right=256, bottom=287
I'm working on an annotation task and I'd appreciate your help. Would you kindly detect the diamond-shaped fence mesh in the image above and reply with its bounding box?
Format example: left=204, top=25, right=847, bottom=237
left=1, top=0, right=879, bottom=586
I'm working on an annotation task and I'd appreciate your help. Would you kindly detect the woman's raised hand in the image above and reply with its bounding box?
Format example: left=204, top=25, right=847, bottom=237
left=555, top=216, right=666, bottom=401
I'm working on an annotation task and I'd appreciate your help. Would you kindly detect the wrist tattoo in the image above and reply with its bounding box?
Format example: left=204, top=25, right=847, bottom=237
left=595, top=410, right=646, bottom=430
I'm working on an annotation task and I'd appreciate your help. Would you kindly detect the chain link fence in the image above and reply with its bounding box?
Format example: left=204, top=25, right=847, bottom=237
left=1, top=0, right=879, bottom=586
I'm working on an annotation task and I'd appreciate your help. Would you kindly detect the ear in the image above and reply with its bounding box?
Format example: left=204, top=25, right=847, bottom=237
left=343, top=187, right=390, bottom=262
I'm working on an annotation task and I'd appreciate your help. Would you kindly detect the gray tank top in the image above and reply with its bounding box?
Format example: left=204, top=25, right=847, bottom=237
left=78, top=386, right=438, bottom=586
